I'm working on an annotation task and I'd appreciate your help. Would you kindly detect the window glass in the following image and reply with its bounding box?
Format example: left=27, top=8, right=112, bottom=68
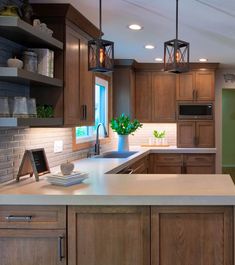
left=75, top=77, right=108, bottom=143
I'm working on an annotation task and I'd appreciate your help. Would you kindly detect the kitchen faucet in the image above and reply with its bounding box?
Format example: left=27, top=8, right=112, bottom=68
left=94, top=123, right=108, bottom=155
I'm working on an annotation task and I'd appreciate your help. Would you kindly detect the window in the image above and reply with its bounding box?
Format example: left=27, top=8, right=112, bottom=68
left=75, top=76, right=109, bottom=144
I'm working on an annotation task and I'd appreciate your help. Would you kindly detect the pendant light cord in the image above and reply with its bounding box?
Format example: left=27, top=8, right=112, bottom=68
left=176, top=0, right=178, bottom=40
left=99, top=0, right=102, bottom=39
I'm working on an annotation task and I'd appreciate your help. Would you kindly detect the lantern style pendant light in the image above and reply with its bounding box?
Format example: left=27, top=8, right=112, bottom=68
left=88, top=0, right=114, bottom=72
left=164, top=0, right=189, bottom=73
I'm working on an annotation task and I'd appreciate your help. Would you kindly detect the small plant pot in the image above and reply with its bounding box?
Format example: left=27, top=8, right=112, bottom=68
left=155, top=138, right=163, bottom=145
left=118, top=135, right=129, bottom=151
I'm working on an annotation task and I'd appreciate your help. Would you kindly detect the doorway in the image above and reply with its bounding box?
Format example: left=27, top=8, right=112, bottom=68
left=222, top=88, right=235, bottom=182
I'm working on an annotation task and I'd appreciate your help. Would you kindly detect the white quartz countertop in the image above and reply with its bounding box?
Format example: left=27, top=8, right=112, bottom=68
left=1, top=146, right=233, bottom=206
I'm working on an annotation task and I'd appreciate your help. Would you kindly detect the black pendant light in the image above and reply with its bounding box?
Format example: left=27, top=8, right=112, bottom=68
left=164, top=0, right=189, bottom=73
left=88, top=0, right=114, bottom=72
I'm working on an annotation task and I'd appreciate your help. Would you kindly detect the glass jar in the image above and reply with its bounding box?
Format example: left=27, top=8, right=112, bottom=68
left=23, top=50, right=38, bottom=73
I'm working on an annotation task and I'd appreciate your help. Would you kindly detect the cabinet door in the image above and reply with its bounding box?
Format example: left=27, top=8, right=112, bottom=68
left=149, top=154, right=183, bottom=174
left=176, top=71, right=195, bottom=100
left=64, top=26, right=80, bottom=126
left=0, top=229, right=66, bottom=265
left=196, top=121, right=214, bottom=147
left=79, top=35, right=95, bottom=126
left=113, top=68, right=135, bottom=119
left=195, top=71, right=215, bottom=100
left=184, top=154, right=215, bottom=174
left=152, top=73, right=176, bottom=122
left=68, top=206, right=150, bottom=265
left=135, top=72, right=152, bottom=122
left=151, top=207, right=233, bottom=265
left=177, top=121, right=196, bottom=147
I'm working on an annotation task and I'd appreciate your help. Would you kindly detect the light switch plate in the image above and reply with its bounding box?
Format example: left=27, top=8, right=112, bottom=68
left=54, top=140, right=63, bottom=153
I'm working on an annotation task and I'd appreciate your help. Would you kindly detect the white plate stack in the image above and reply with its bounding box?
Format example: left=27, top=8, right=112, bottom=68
left=46, top=171, right=88, bottom=186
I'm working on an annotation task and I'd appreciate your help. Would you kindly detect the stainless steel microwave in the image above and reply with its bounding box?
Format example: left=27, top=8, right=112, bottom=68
left=177, top=103, right=213, bottom=120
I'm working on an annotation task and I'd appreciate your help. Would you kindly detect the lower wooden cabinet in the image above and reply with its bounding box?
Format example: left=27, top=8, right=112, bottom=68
left=0, top=205, right=233, bottom=265
left=68, top=206, right=150, bottom=265
left=149, top=154, right=183, bottom=174
left=0, top=229, right=66, bottom=265
left=151, top=206, right=233, bottom=265
left=177, top=121, right=215, bottom=148
left=149, top=153, right=215, bottom=174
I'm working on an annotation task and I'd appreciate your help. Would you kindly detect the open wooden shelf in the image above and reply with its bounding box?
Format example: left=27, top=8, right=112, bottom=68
left=0, top=16, right=63, bottom=50
left=0, top=118, right=63, bottom=127
left=0, top=67, right=63, bottom=87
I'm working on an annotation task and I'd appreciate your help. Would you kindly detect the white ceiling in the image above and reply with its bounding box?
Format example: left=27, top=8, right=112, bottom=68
left=30, top=0, right=235, bottom=68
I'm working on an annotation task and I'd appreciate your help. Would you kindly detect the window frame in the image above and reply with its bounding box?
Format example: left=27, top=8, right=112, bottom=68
left=72, top=73, right=112, bottom=151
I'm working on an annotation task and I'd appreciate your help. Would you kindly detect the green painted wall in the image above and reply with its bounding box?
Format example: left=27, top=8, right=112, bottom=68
left=222, top=89, right=235, bottom=166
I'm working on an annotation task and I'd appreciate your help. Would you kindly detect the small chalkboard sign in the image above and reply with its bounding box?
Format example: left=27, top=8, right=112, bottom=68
left=17, top=148, right=50, bottom=182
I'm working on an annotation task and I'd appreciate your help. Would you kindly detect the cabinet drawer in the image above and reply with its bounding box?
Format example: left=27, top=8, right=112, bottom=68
left=184, top=154, right=214, bottom=166
left=130, top=156, right=148, bottom=173
left=0, top=206, right=66, bottom=229
left=154, top=154, right=183, bottom=165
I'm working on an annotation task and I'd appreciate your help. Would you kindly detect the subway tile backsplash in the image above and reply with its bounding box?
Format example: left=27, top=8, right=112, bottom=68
left=0, top=124, right=177, bottom=183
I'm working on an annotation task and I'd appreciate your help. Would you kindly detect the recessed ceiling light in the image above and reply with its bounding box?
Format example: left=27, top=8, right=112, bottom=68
left=128, top=24, right=142, bottom=30
left=199, top=58, right=208, bottom=62
left=155, top=58, right=163, bottom=62
left=145, top=44, right=155, bottom=49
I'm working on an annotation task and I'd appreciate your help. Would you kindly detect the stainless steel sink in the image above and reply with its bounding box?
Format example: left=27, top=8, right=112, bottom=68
left=94, top=151, right=138, bottom=158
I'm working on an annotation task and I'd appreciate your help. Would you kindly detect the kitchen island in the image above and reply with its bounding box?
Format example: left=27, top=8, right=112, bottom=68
left=0, top=147, right=234, bottom=265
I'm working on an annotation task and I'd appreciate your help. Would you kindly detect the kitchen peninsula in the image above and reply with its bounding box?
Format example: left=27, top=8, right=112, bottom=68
left=0, top=148, right=235, bottom=265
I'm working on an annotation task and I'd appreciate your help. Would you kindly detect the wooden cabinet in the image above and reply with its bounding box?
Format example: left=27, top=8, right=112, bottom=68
left=0, top=229, right=66, bottom=265
left=32, top=4, right=99, bottom=127
left=176, top=71, right=214, bottom=101
left=68, top=206, right=150, bottom=265
left=135, top=72, right=152, bottom=122
left=149, top=153, right=215, bottom=174
left=0, top=206, right=66, bottom=265
left=113, top=67, right=135, bottom=119
left=149, top=154, right=183, bottom=174
left=151, top=206, right=233, bottom=265
left=135, top=72, right=176, bottom=122
left=64, top=25, right=94, bottom=126
left=184, top=154, right=215, bottom=174
left=130, top=156, right=149, bottom=173
left=177, top=121, right=214, bottom=147
left=152, top=73, right=176, bottom=122
left=116, top=156, right=149, bottom=174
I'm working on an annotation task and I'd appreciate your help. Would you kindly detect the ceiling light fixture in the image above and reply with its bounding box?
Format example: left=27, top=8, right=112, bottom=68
left=88, top=0, right=114, bottom=72
left=145, top=44, right=155, bottom=49
left=164, top=0, right=189, bottom=73
left=199, top=58, right=208, bottom=62
left=155, top=58, right=163, bottom=62
left=128, top=24, right=142, bottom=30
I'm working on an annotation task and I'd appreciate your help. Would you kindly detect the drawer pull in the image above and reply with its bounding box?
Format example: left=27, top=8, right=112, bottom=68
left=58, top=236, right=65, bottom=261
left=5, top=215, right=32, bottom=221
left=127, top=168, right=134, bottom=174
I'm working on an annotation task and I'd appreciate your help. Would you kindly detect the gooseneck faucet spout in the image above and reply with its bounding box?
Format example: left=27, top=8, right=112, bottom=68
left=94, top=123, right=108, bottom=155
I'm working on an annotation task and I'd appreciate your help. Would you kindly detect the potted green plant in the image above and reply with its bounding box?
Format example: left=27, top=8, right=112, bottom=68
left=153, top=130, right=166, bottom=145
left=110, top=114, right=142, bottom=151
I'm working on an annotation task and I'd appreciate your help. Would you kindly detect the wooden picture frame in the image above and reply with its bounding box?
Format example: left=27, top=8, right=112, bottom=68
left=17, top=148, right=50, bottom=182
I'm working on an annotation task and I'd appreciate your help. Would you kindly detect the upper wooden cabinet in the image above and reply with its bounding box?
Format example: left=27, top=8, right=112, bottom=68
left=152, top=73, right=176, bottom=122
left=135, top=72, right=152, bottom=122
left=63, top=24, right=95, bottom=126
left=135, top=72, right=176, bottom=123
left=113, top=67, right=135, bottom=119
left=177, top=71, right=215, bottom=101
left=32, top=4, right=100, bottom=127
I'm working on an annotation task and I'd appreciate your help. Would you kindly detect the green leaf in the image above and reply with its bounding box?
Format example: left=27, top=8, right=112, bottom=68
left=110, top=113, right=143, bottom=135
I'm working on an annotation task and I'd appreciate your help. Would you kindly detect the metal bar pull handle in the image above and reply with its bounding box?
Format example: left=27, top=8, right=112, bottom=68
left=84, top=105, right=87, bottom=120
left=58, top=236, right=65, bottom=261
left=5, top=215, right=32, bottom=221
